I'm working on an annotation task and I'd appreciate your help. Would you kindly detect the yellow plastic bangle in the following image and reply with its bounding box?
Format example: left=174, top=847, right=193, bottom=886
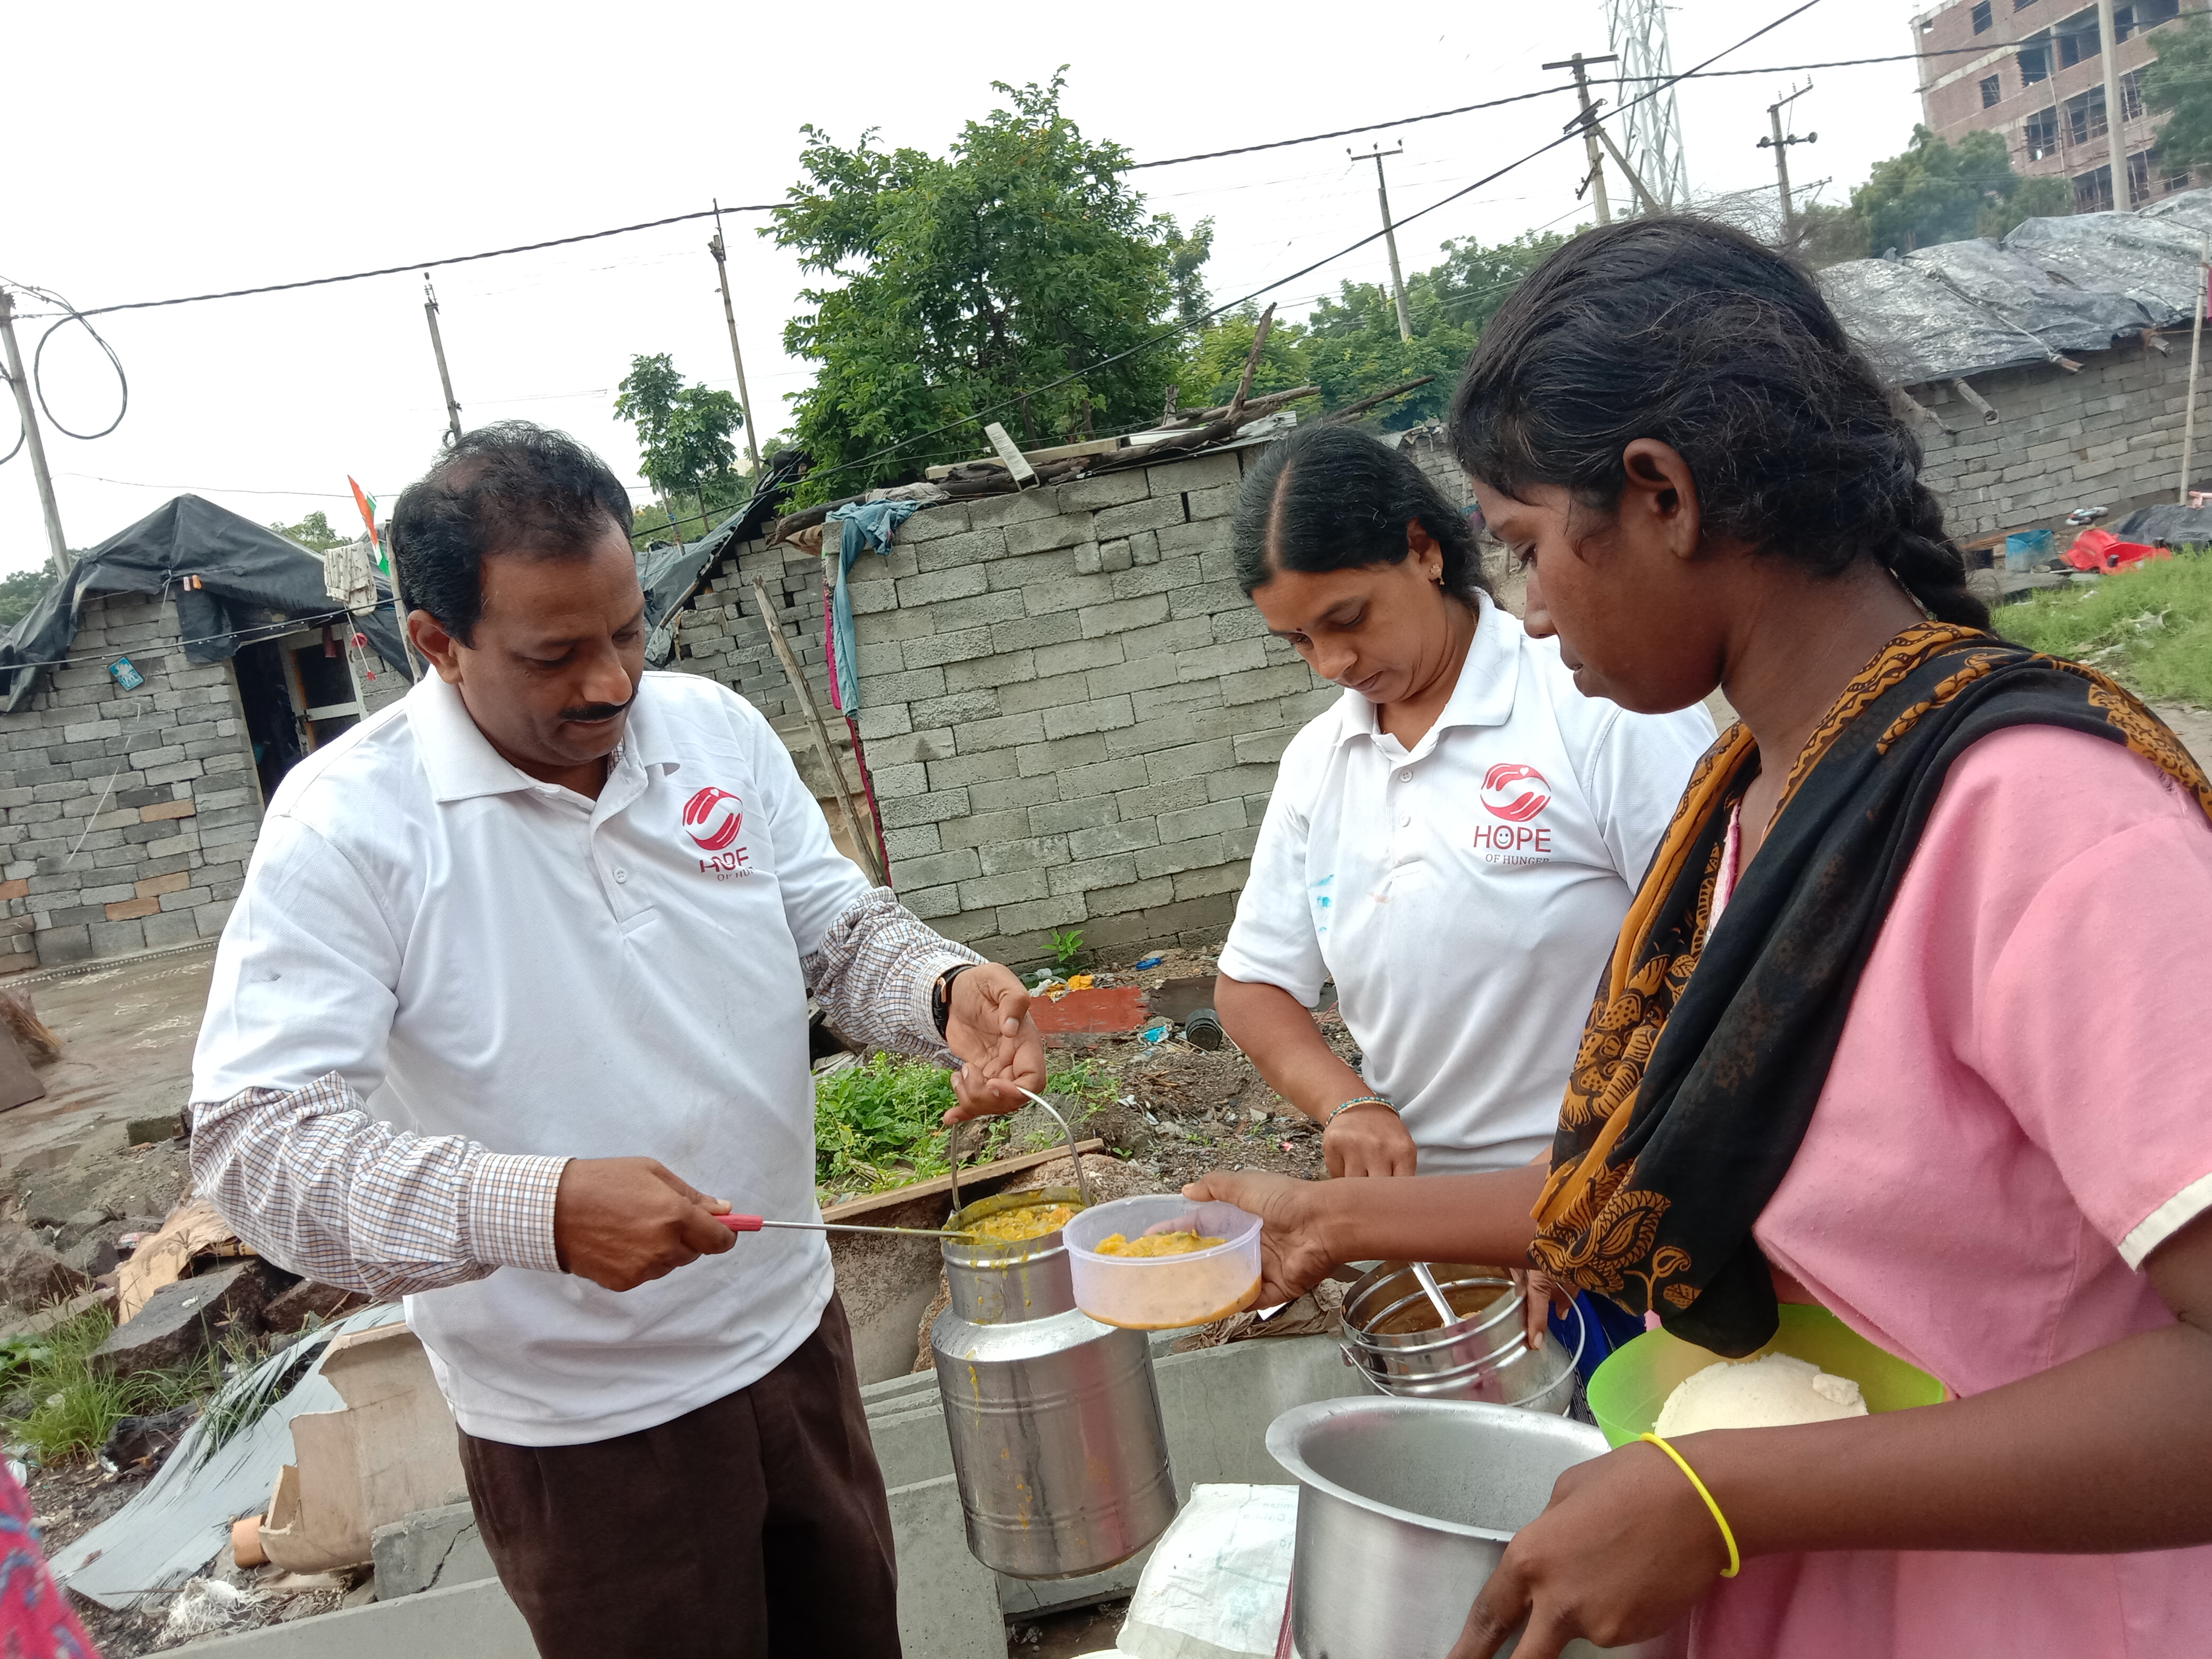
left=1638, top=1432, right=1741, bottom=1579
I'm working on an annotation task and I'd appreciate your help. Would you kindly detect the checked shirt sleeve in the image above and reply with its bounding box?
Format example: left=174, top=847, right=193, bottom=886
left=803, top=885, right=980, bottom=1060
left=190, top=1073, right=568, bottom=1298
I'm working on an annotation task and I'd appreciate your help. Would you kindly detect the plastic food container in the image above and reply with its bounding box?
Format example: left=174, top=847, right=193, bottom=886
left=1063, top=1195, right=1263, bottom=1330
left=1585, top=1302, right=1948, bottom=1448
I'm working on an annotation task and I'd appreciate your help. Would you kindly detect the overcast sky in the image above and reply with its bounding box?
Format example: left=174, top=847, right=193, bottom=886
left=1, top=0, right=1931, bottom=577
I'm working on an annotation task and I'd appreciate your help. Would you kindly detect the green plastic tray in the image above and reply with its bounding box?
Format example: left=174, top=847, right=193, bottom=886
left=1586, top=1302, right=1948, bottom=1449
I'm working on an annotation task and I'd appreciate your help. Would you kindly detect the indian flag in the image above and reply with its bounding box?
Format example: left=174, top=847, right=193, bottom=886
left=347, top=476, right=387, bottom=573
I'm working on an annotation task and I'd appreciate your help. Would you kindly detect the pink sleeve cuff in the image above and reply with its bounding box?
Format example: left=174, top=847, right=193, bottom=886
left=464, top=1152, right=569, bottom=1273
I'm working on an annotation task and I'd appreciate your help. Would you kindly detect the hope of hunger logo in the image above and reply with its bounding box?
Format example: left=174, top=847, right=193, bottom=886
left=681, top=787, right=745, bottom=852
left=1479, top=763, right=1551, bottom=822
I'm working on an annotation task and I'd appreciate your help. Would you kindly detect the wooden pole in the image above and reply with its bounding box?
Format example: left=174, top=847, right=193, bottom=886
left=749, top=574, right=884, bottom=885
left=2180, top=234, right=2208, bottom=505
left=709, top=207, right=765, bottom=481
left=0, top=290, right=71, bottom=575
left=1545, top=53, right=1617, bottom=225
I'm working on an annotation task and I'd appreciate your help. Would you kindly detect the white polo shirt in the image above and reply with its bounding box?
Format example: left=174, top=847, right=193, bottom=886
left=193, top=671, right=916, bottom=1444
left=1219, top=593, right=1714, bottom=1175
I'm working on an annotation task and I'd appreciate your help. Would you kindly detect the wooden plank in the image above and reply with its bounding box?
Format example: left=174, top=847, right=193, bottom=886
left=822, top=1139, right=1105, bottom=1222
left=925, top=434, right=1128, bottom=481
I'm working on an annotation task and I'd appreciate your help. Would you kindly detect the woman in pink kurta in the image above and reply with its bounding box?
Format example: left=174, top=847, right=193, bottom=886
left=1194, top=215, right=2212, bottom=1659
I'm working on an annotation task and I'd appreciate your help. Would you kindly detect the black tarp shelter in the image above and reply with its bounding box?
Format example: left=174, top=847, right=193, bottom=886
left=0, top=495, right=407, bottom=714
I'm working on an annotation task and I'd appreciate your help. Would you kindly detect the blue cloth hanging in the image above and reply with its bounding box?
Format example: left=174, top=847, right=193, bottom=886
left=823, top=500, right=921, bottom=713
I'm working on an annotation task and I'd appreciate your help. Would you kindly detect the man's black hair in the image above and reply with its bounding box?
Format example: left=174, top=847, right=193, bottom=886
left=1449, top=215, right=1988, bottom=630
left=389, top=422, right=634, bottom=645
left=1230, top=422, right=1490, bottom=602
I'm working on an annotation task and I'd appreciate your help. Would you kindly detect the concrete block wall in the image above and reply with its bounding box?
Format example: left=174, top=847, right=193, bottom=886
left=1916, top=334, right=2200, bottom=545
left=828, top=445, right=1334, bottom=965
left=0, top=592, right=261, bottom=969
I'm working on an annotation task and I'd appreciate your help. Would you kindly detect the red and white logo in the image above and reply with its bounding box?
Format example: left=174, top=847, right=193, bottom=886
left=1480, top=763, right=1551, bottom=823
left=682, top=787, right=745, bottom=852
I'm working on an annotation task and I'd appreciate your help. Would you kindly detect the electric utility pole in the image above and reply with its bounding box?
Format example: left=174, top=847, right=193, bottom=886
left=0, top=290, right=71, bottom=576
left=709, top=203, right=765, bottom=482
left=1545, top=53, right=1618, bottom=225
left=2097, top=0, right=2129, bottom=204
left=1758, top=83, right=1819, bottom=238
left=422, top=276, right=464, bottom=447
left=1351, top=145, right=1415, bottom=342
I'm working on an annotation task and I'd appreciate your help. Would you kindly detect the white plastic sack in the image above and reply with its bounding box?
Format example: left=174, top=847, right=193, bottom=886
left=1117, top=1483, right=1298, bottom=1659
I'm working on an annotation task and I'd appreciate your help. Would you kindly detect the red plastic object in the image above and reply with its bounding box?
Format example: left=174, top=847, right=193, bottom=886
left=1029, top=985, right=1149, bottom=1035
left=2065, top=527, right=2171, bottom=572
left=716, top=1214, right=765, bottom=1231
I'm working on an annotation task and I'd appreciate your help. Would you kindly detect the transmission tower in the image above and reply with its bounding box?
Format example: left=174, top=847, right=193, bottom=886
left=1602, top=0, right=1691, bottom=210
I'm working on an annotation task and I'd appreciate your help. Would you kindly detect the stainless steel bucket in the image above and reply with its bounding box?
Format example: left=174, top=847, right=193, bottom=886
left=1268, top=1396, right=1677, bottom=1659
left=929, top=1103, right=1176, bottom=1580
left=1340, top=1262, right=1582, bottom=1414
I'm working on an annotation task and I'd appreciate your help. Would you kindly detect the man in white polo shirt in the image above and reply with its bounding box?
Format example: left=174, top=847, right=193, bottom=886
left=189, top=423, right=1043, bottom=1657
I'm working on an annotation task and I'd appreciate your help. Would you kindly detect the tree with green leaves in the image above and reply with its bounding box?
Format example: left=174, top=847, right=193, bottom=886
left=615, top=353, right=745, bottom=509
left=0, top=570, right=52, bottom=629
left=270, top=509, right=348, bottom=552
left=2140, top=11, right=2212, bottom=174
left=773, top=73, right=1208, bottom=505
left=1795, top=125, right=2071, bottom=267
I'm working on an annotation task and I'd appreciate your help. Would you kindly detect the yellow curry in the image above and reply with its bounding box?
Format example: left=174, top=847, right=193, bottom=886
left=1094, top=1230, right=1225, bottom=1258
left=968, top=1201, right=1083, bottom=1243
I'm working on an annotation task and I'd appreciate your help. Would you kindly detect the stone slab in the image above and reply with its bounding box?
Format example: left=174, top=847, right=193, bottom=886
left=166, top=1574, right=535, bottom=1657
left=92, top=1259, right=263, bottom=1373
left=371, top=1502, right=494, bottom=1599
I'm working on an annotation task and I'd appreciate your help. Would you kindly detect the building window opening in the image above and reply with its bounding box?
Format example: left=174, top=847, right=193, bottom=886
left=2067, top=87, right=2110, bottom=145
left=2122, top=69, right=2146, bottom=122
left=2137, top=0, right=2181, bottom=25
left=2127, top=147, right=2156, bottom=207
left=2015, top=0, right=2037, bottom=9
left=2057, top=13, right=2101, bottom=66
left=2018, top=41, right=2052, bottom=82
left=1973, top=0, right=1995, bottom=29
left=2073, top=162, right=2114, bottom=213
left=1982, top=73, right=2004, bottom=107
left=2025, top=106, right=2060, bottom=159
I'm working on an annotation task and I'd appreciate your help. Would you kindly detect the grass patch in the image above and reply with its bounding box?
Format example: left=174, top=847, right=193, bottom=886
left=814, top=1054, right=1125, bottom=1200
left=2002, top=555, right=2212, bottom=706
left=5, top=1305, right=212, bottom=1464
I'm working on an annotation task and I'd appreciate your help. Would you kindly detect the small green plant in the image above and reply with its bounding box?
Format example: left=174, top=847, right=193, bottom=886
left=6, top=1305, right=211, bottom=1464
left=814, top=1054, right=1016, bottom=1199
left=1049, top=928, right=1086, bottom=974
left=2003, top=555, right=2212, bottom=706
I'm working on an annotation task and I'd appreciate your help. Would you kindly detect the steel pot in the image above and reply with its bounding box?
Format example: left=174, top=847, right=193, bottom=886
left=1340, top=1262, right=1582, bottom=1414
left=929, top=1100, right=1176, bottom=1580
left=1268, top=1396, right=1678, bottom=1659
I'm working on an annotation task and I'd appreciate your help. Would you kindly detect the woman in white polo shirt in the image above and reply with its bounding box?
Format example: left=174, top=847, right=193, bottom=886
left=1217, top=423, right=1713, bottom=1191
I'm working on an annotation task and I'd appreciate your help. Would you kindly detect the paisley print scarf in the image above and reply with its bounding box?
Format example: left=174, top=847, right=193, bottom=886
left=1530, top=622, right=2212, bottom=1356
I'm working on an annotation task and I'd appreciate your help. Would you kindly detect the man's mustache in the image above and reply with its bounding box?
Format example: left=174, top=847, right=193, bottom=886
left=558, top=689, right=637, bottom=723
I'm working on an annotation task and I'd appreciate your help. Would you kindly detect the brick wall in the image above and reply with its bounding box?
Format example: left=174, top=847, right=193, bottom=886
left=0, top=591, right=262, bottom=969
left=1915, top=331, right=2199, bottom=544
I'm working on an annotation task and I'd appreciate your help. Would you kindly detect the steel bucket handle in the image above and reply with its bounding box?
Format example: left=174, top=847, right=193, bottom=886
left=946, top=1085, right=1094, bottom=1222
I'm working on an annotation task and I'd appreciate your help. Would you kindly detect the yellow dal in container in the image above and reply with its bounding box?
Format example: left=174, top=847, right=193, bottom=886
left=966, top=1201, right=1083, bottom=1243
left=1094, top=1230, right=1225, bottom=1258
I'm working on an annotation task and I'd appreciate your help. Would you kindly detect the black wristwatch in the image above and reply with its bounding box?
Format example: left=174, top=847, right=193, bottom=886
left=931, top=963, right=975, bottom=1038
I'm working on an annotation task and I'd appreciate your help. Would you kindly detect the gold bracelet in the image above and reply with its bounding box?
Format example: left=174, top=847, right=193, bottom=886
left=1638, top=1432, right=1740, bottom=1578
left=1323, top=1095, right=1395, bottom=1128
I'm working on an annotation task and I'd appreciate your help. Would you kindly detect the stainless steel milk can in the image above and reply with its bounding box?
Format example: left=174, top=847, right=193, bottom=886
left=929, top=1126, right=1177, bottom=1579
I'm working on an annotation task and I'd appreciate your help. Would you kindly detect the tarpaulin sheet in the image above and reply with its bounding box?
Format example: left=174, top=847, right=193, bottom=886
left=1905, top=238, right=2149, bottom=357
left=638, top=453, right=809, bottom=668
left=1820, top=256, right=2052, bottom=386
left=0, top=495, right=406, bottom=714
left=1820, top=187, right=2212, bottom=389
left=2110, top=504, right=2212, bottom=543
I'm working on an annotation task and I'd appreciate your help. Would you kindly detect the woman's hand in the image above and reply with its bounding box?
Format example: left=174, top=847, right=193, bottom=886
left=1322, top=1101, right=1419, bottom=1178
left=1446, top=1441, right=1723, bottom=1659
left=1183, top=1170, right=1342, bottom=1305
left=1513, top=1267, right=1575, bottom=1351
left=941, top=964, right=1048, bottom=1121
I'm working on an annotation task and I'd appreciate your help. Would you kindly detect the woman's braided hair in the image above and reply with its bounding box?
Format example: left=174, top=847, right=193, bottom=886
left=1448, top=216, right=1989, bottom=630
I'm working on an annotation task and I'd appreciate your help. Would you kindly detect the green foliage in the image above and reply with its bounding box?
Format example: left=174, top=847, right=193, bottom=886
left=2002, top=555, right=2212, bottom=705
left=812, top=1053, right=1124, bottom=1197
left=615, top=353, right=745, bottom=508
left=1174, top=230, right=1565, bottom=429
left=0, top=569, right=52, bottom=629
left=2143, top=11, right=2212, bottom=173
left=774, top=73, right=1205, bottom=505
left=270, top=509, right=349, bottom=552
left=6, top=1305, right=210, bottom=1464
left=1800, top=126, right=2065, bottom=267
left=1050, top=928, right=1087, bottom=973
